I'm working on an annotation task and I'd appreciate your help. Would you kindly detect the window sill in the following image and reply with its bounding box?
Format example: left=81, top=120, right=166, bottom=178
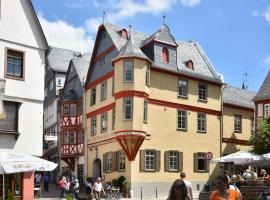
left=177, top=95, right=188, bottom=99
left=177, top=128, right=187, bottom=132
left=123, top=80, right=134, bottom=83
left=234, top=131, right=242, bottom=133
left=168, top=170, right=179, bottom=173
left=197, top=131, right=206, bottom=134
left=123, top=118, right=133, bottom=121
left=198, top=99, right=208, bottom=103
left=195, top=170, right=209, bottom=173
left=143, top=121, right=147, bottom=124
left=5, top=74, right=25, bottom=81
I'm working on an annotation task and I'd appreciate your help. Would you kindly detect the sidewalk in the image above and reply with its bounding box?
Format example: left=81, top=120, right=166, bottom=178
left=36, top=183, right=199, bottom=200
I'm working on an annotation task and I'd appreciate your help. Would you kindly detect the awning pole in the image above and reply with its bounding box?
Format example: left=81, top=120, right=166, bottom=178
left=3, top=173, right=5, bottom=200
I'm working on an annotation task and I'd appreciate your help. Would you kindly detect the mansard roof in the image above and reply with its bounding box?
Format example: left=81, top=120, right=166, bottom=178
left=223, top=85, right=256, bottom=109
left=254, top=71, right=270, bottom=101
left=88, top=23, right=223, bottom=84
left=47, top=47, right=80, bottom=73
left=143, top=24, right=178, bottom=47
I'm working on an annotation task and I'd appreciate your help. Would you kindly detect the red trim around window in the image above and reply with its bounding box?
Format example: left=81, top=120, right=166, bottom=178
left=86, top=102, right=115, bottom=118
left=162, top=47, right=169, bottom=63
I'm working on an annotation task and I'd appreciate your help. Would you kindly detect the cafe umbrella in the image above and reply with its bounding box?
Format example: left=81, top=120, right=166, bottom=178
left=0, top=151, right=57, bottom=199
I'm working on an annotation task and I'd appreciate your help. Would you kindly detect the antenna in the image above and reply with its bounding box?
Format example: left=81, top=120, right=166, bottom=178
left=102, top=11, right=106, bottom=24
left=243, top=72, right=252, bottom=90
left=163, top=15, right=166, bottom=25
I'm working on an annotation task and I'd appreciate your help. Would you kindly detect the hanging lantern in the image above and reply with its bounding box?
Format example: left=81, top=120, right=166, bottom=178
left=115, top=130, right=146, bottom=161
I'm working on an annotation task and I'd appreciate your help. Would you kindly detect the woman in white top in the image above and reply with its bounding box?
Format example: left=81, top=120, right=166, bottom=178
left=92, top=177, right=105, bottom=200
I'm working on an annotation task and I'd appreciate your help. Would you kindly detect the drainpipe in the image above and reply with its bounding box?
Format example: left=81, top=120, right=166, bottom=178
left=82, top=77, right=88, bottom=183
left=220, top=84, right=227, bottom=157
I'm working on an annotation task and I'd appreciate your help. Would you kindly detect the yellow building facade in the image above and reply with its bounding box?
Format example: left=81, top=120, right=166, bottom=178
left=84, top=23, right=255, bottom=198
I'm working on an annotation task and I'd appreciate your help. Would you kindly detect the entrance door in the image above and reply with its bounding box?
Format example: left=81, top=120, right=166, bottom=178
left=93, top=159, right=101, bottom=179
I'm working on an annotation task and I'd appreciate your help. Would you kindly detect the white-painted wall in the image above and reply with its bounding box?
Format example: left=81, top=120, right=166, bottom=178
left=44, top=100, right=58, bottom=129
left=0, top=0, right=47, bottom=156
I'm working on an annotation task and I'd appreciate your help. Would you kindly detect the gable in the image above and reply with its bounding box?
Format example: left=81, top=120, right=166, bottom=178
left=0, top=0, right=47, bottom=49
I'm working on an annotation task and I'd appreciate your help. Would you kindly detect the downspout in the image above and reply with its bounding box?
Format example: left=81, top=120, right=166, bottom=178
left=220, top=84, right=227, bottom=156
left=82, top=77, right=88, bottom=183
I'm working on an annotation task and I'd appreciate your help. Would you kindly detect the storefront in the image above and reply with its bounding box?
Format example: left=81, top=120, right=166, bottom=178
left=0, top=172, right=34, bottom=200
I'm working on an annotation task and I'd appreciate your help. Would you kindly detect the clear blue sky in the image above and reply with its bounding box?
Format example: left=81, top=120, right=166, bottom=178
left=32, top=0, right=270, bottom=92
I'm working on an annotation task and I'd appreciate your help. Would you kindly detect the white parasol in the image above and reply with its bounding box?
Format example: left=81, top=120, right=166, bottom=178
left=0, top=151, right=57, bottom=199
left=263, top=152, right=270, bottom=160
left=210, top=150, right=265, bottom=164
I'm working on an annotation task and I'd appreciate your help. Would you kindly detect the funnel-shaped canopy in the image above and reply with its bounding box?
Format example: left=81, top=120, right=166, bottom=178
left=115, top=131, right=146, bottom=161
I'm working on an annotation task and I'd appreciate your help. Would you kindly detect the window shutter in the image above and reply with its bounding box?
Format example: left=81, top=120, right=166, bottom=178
left=112, top=152, right=117, bottom=171
left=116, top=151, right=120, bottom=172
left=194, top=153, right=198, bottom=172
left=103, top=153, right=107, bottom=173
left=179, top=152, right=183, bottom=172
left=155, top=150, right=161, bottom=172
left=165, top=151, right=170, bottom=172
left=140, top=150, right=145, bottom=171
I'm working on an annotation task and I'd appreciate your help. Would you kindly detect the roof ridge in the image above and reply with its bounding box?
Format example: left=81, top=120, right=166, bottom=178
left=226, top=84, right=256, bottom=94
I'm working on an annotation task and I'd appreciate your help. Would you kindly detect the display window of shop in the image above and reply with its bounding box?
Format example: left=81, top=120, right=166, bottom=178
left=0, top=173, right=22, bottom=198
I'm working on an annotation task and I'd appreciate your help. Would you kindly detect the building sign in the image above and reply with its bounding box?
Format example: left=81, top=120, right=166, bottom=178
left=205, top=152, right=213, bottom=160
left=44, top=135, right=58, bottom=141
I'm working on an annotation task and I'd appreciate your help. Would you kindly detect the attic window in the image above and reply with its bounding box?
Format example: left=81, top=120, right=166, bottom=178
left=162, top=47, right=169, bottom=63
left=186, top=60, right=194, bottom=70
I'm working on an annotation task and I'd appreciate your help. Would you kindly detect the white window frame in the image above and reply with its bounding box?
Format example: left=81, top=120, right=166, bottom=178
left=178, top=79, right=188, bottom=98
left=70, top=131, right=76, bottom=144
left=143, top=100, right=148, bottom=123
left=169, top=151, right=179, bottom=171
left=90, top=87, right=96, bottom=106
left=106, top=152, right=113, bottom=172
left=197, top=113, right=206, bottom=132
left=91, top=117, right=97, bottom=135
left=119, top=151, right=125, bottom=171
left=70, top=104, right=77, bottom=116
left=123, top=98, right=133, bottom=120
left=123, top=60, right=134, bottom=82
left=177, top=110, right=187, bottom=130
left=197, top=153, right=207, bottom=171
left=101, top=112, right=108, bottom=133
left=145, top=150, right=155, bottom=171
left=64, top=131, right=69, bottom=144
left=198, top=83, right=208, bottom=101
left=145, top=64, right=150, bottom=86
left=100, top=81, right=107, bottom=101
left=234, top=115, right=242, bottom=132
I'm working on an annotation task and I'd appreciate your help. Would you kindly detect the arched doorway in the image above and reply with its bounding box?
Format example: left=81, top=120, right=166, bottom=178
left=93, top=159, right=101, bottom=179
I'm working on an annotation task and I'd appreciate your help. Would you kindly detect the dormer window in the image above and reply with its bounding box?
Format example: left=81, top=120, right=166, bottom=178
left=186, top=60, right=194, bottom=70
left=162, top=47, right=169, bottom=63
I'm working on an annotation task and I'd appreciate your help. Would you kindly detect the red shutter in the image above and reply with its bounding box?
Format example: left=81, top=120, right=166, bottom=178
left=162, top=48, right=169, bottom=63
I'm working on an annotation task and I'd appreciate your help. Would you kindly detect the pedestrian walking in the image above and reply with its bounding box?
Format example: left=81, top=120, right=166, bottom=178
left=167, top=179, right=190, bottom=200
left=42, top=173, right=49, bottom=192
left=92, top=177, right=105, bottom=200
left=66, top=177, right=71, bottom=194
left=58, top=176, right=67, bottom=199
left=180, top=172, right=193, bottom=200
left=73, top=179, right=80, bottom=199
left=210, top=175, right=240, bottom=200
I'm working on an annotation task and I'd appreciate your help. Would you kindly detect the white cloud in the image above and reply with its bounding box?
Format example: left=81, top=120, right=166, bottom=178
left=85, top=17, right=102, bottom=33
left=261, top=56, right=270, bottom=67
left=180, top=0, right=201, bottom=7
left=263, top=6, right=270, bottom=22
left=38, top=16, right=94, bottom=52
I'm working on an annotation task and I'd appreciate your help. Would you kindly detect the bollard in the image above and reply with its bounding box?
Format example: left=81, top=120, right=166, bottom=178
left=156, top=186, right=158, bottom=198
left=141, top=187, right=143, bottom=200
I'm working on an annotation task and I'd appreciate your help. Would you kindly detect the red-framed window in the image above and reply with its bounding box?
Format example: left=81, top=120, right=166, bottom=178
left=162, top=47, right=169, bottom=63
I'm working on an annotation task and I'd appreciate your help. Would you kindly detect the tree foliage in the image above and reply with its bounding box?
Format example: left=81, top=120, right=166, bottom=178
left=249, top=115, right=270, bottom=154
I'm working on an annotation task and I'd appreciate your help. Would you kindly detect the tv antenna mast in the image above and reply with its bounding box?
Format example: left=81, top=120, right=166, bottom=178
left=243, top=72, right=252, bottom=90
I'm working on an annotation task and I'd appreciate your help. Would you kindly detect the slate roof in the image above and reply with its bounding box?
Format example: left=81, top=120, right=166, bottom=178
left=71, top=56, right=91, bottom=84
left=114, top=36, right=151, bottom=62
left=143, top=24, right=178, bottom=47
left=47, top=47, right=80, bottom=73
left=103, top=23, right=223, bottom=84
left=223, top=85, right=256, bottom=109
left=254, top=71, right=270, bottom=101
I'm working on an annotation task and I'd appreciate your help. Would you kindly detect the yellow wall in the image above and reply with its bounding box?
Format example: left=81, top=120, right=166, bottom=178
left=222, top=106, right=254, bottom=154
left=86, top=57, right=222, bottom=184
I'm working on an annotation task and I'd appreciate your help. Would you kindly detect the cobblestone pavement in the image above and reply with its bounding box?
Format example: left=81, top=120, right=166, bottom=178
left=36, top=183, right=199, bottom=200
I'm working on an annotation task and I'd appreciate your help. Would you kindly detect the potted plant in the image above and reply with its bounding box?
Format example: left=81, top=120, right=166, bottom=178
left=122, top=180, right=131, bottom=198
